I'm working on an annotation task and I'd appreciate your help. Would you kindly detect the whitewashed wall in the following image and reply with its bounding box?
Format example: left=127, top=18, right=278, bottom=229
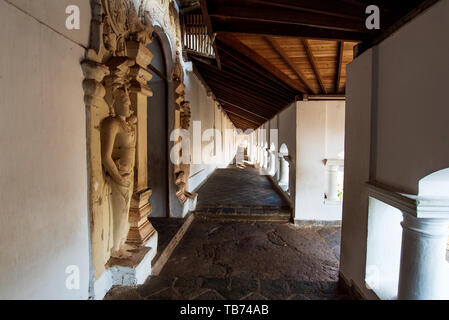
left=0, top=0, right=91, bottom=299
left=295, top=101, right=345, bottom=222
left=340, top=0, right=449, bottom=299
left=185, top=71, right=237, bottom=193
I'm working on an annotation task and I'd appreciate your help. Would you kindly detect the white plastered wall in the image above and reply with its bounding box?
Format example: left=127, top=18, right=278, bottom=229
left=0, top=0, right=91, bottom=299
left=295, top=101, right=345, bottom=222
left=340, top=0, right=449, bottom=299
left=184, top=71, right=237, bottom=195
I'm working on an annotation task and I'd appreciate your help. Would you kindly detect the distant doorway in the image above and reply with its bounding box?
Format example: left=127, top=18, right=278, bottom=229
left=147, top=34, right=169, bottom=217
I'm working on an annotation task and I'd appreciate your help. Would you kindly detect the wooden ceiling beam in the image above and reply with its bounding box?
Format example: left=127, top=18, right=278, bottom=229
left=265, top=36, right=316, bottom=94
left=199, top=69, right=289, bottom=108
left=219, top=100, right=269, bottom=121
left=220, top=106, right=262, bottom=126
left=212, top=18, right=371, bottom=42
left=219, top=50, right=301, bottom=94
left=217, top=99, right=270, bottom=121
left=192, top=56, right=295, bottom=100
left=208, top=3, right=368, bottom=32
left=217, top=34, right=307, bottom=93
left=236, top=0, right=371, bottom=20
left=212, top=90, right=280, bottom=117
left=226, top=113, right=256, bottom=130
left=302, top=39, right=327, bottom=94
left=335, top=41, right=344, bottom=94
left=206, top=80, right=289, bottom=108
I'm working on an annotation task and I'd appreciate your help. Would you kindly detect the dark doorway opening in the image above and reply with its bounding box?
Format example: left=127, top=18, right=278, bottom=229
left=147, top=35, right=170, bottom=217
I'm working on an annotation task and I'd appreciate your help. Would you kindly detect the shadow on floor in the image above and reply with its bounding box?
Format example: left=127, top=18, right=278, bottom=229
left=105, top=220, right=352, bottom=300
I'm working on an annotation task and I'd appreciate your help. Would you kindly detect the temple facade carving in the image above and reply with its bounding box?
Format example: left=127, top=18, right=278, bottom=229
left=172, top=54, right=194, bottom=204
left=83, top=0, right=156, bottom=279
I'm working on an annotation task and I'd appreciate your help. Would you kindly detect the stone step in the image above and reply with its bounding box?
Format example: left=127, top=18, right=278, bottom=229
left=104, top=276, right=355, bottom=300
left=193, top=205, right=291, bottom=222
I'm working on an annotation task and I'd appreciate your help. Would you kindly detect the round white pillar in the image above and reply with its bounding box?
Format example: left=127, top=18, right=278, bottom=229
left=279, top=156, right=289, bottom=188
left=398, top=213, right=449, bottom=300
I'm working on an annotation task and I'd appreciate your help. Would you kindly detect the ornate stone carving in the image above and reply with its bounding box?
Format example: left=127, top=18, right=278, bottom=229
left=100, top=88, right=137, bottom=258
left=172, top=53, right=194, bottom=204
left=88, top=0, right=154, bottom=62
left=83, top=0, right=156, bottom=279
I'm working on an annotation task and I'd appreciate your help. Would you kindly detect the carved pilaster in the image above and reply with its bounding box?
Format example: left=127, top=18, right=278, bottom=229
left=84, top=0, right=156, bottom=280
left=172, top=54, right=195, bottom=205
left=126, top=41, right=155, bottom=246
left=81, top=60, right=111, bottom=279
left=127, top=189, right=156, bottom=245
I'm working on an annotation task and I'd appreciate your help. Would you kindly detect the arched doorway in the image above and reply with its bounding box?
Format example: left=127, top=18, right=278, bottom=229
left=147, top=33, right=169, bottom=217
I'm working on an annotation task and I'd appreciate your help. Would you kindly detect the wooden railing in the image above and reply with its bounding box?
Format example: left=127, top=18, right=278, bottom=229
left=182, top=12, right=215, bottom=57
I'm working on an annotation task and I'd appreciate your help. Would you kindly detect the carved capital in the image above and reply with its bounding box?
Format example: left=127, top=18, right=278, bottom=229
left=126, top=41, right=153, bottom=68
left=130, top=66, right=152, bottom=85
left=81, top=60, right=110, bottom=82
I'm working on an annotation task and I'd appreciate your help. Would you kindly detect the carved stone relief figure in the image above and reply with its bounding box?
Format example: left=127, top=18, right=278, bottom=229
left=101, top=88, right=137, bottom=258
left=84, top=0, right=155, bottom=279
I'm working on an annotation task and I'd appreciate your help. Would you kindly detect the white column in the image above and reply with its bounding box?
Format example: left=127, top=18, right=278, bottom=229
left=398, top=213, right=449, bottom=300
left=327, top=165, right=340, bottom=201
left=279, top=156, right=289, bottom=189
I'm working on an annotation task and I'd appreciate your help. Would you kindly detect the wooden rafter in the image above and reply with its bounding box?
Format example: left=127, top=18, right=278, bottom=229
left=218, top=46, right=301, bottom=94
left=239, top=0, right=375, bottom=21
left=302, top=39, right=327, bottom=94
left=265, top=37, right=316, bottom=94
left=226, top=112, right=255, bottom=130
left=217, top=99, right=269, bottom=121
left=217, top=34, right=306, bottom=93
left=212, top=18, right=371, bottom=42
left=191, top=55, right=294, bottom=101
left=335, top=41, right=344, bottom=94
left=220, top=107, right=261, bottom=126
left=208, top=3, right=368, bottom=32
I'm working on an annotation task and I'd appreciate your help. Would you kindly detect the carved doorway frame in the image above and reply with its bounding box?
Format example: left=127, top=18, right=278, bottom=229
left=147, top=26, right=173, bottom=218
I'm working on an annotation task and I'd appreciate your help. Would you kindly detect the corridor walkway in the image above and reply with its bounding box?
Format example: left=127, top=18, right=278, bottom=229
left=194, top=167, right=291, bottom=221
left=105, top=219, right=348, bottom=300
left=105, top=167, right=351, bottom=300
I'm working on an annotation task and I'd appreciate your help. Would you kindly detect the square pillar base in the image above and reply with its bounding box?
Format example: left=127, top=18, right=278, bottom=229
left=93, top=231, right=158, bottom=300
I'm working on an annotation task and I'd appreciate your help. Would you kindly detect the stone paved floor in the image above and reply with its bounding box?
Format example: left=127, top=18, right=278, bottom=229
left=196, top=168, right=289, bottom=209
left=105, top=220, right=352, bottom=300
left=149, top=217, right=185, bottom=266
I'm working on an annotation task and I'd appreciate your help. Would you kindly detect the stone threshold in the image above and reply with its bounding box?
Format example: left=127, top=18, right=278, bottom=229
left=194, top=212, right=291, bottom=223
left=151, top=213, right=195, bottom=276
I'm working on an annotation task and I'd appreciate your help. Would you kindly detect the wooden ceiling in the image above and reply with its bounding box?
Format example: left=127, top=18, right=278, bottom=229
left=179, top=0, right=438, bottom=130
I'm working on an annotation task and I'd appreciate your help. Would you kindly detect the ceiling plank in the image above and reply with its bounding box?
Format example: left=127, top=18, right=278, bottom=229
left=217, top=34, right=306, bottom=93
left=218, top=47, right=302, bottom=94
left=335, top=41, right=344, bottom=94
left=219, top=101, right=269, bottom=122
left=202, top=76, right=285, bottom=112
left=208, top=3, right=368, bottom=32
left=217, top=99, right=269, bottom=121
left=238, top=0, right=371, bottom=20
left=220, top=106, right=261, bottom=126
left=226, top=112, right=255, bottom=130
left=191, top=55, right=295, bottom=100
left=265, top=36, right=317, bottom=94
left=212, top=18, right=371, bottom=42
left=302, top=39, right=327, bottom=94
left=212, top=89, right=281, bottom=117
